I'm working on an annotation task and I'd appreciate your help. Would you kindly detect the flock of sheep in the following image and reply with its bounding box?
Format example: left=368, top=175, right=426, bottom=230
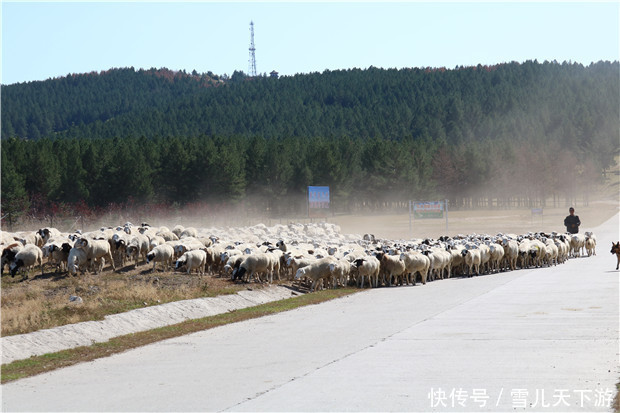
left=0, top=222, right=597, bottom=292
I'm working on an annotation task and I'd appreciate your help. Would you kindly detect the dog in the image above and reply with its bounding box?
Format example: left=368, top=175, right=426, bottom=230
left=611, top=242, right=620, bottom=270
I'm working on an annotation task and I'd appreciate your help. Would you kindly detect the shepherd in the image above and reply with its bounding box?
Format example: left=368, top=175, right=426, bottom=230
left=564, top=207, right=581, bottom=234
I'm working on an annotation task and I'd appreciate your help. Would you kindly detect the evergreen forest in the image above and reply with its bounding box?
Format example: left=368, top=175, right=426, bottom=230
left=1, top=61, right=618, bottom=224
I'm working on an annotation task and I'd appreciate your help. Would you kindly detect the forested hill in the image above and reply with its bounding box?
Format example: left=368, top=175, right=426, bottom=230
left=2, top=61, right=618, bottom=149
left=1, top=61, right=619, bottom=222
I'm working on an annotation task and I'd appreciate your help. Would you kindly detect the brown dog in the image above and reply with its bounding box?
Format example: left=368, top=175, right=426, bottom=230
left=611, top=242, right=620, bottom=270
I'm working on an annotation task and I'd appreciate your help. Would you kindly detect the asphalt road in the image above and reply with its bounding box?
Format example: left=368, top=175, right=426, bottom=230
left=2, top=213, right=618, bottom=412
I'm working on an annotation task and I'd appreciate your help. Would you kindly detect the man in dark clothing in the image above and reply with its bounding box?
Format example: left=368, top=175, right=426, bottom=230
left=564, top=207, right=581, bottom=234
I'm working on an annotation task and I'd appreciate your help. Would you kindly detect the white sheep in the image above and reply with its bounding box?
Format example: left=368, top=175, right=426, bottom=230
left=462, top=247, right=481, bottom=276
left=75, top=237, right=115, bottom=273
left=399, top=251, right=430, bottom=285
left=501, top=238, right=519, bottom=271
left=584, top=232, right=597, bottom=256
left=487, top=242, right=505, bottom=273
left=328, top=258, right=351, bottom=288
left=175, top=249, right=207, bottom=275
left=179, top=227, right=198, bottom=239
left=9, top=244, right=43, bottom=277
left=125, top=234, right=150, bottom=267
left=146, top=244, right=175, bottom=272
left=295, top=256, right=336, bottom=291
left=234, top=253, right=277, bottom=283
left=351, top=256, right=380, bottom=288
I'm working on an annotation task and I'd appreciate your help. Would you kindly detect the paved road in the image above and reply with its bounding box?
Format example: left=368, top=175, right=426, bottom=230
left=3, top=214, right=618, bottom=412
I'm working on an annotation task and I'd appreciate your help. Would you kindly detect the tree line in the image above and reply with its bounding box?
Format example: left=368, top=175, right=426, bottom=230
left=1, top=61, right=618, bottom=224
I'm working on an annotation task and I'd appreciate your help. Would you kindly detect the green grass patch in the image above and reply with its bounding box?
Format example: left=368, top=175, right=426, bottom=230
left=1, top=288, right=358, bottom=384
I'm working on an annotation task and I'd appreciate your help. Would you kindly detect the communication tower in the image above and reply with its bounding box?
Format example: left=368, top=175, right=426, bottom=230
left=248, top=21, right=257, bottom=77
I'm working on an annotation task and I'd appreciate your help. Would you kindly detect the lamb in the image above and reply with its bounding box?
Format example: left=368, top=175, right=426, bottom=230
left=295, top=256, right=337, bottom=291
left=9, top=244, right=44, bottom=278
left=125, top=234, right=150, bottom=267
left=351, top=256, right=380, bottom=288
left=399, top=250, right=430, bottom=285
left=175, top=249, right=207, bottom=275
left=75, top=237, right=115, bottom=273
left=146, top=244, right=175, bottom=272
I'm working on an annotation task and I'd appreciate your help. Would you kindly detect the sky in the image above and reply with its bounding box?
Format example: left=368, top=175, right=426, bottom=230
left=1, top=1, right=619, bottom=85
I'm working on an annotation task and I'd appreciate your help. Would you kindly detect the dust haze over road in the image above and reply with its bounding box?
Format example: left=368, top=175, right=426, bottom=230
left=2, top=212, right=618, bottom=412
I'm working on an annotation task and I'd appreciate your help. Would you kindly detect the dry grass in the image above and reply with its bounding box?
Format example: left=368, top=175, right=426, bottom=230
left=1, top=266, right=245, bottom=337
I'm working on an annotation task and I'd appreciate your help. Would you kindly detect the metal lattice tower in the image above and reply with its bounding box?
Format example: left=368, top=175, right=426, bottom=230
left=248, top=21, right=257, bottom=77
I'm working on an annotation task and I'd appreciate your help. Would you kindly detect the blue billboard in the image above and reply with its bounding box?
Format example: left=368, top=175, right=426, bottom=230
left=308, top=186, right=330, bottom=213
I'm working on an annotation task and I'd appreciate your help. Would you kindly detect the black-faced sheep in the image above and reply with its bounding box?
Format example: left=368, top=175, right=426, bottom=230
left=9, top=244, right=43, bottom=278
left=175, top=249, right=207, bottom=275
left=146, top=244, right=175, bottom=272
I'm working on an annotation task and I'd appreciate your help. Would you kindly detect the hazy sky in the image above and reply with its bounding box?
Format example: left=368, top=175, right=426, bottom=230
left=2, top=1, right=619, bottom=85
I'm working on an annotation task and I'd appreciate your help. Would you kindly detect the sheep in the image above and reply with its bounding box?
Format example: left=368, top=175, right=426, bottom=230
left=37, top=227, right=61, bottom=245
left=1, top=242, right=23, bottom=275
left=517, top=239, right=532, bottom=268
left=544, top=239, right=559, bottom=266
left=42, top=242, right=72, bottom=273
left=295, top=256, right=337, bottom=292
left=487, top=242, right=505, bottom=273
left=285, top=254, right=316, bottom=279
left=501, top=238, right=519, bottom=271
left=175, top=249, right=207, bottom=275
left=67, top=247, right=90, bottom=276
left=146, top=244, right=175, bottom=272
left=9, top=244, right=43, bottom=278
left=171, top=225, right=185, bottom=238
left=179, top=227, right=198, bottom=239
left=570, top=234, right=586, bottom=258
left=351, top=256, right=380, bottom=288
left=125, top=234, right=150, bottom=267
left=148, top=235, right=166, bottom=252
left=328, top=258, right=351, bottom=288
left=156, top=230, right=179, bottom=242
left=173, top=238, right=206, bottom=259
left=75, top=237, right=115, bottom=274
left=528, top=239, right=547, bottom=268
left=424, top=248, right=452, bottom=281
left=399, top=251, right=430, bottom=285
left=462, top=247, right=481, bottom=276
left=584, top=231, right=597, bottom=256
left=378, top=253, right=407, bottom=286
left=233, top=253, right=277, bottom=283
